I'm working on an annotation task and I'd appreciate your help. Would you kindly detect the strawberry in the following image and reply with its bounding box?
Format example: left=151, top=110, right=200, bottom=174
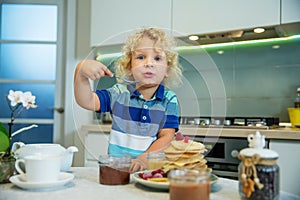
left=175, top=132, right=184, bottom=140
left=138, top=173, right=144, bottom=178
left=153, top=173, right=163, bottom=178
left=184, top=136, right=189, bottom=143
left=142, top=172, right=153, bottom=180
left=151, top=169, right=163, bottom=175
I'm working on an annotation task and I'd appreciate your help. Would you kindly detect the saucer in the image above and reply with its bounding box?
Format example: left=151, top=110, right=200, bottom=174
left=9, top=172, right=74, bottom=190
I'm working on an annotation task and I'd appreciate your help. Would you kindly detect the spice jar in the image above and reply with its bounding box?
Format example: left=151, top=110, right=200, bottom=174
left=238, top=131, right=279, bottom=200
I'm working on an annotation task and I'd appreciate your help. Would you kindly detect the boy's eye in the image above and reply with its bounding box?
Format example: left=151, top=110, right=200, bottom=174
left=154, top=56, right=161, bottom=61
left=136, top=55, right=145, bottom=60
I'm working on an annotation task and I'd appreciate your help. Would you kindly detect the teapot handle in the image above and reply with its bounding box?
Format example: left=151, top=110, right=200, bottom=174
left=11, top=142, right=25, bottom=152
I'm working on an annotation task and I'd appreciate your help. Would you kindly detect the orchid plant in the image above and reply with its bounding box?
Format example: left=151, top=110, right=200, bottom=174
left=0, top=90, right=38, bottom=160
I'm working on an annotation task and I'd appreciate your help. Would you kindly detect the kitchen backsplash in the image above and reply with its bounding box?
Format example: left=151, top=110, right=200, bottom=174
left=96, top=36, right=300, bottom=122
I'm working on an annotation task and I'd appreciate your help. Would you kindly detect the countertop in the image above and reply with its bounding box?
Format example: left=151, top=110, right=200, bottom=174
left=81, top=124, right=300, bottom=140
left=1, top=167, right=299, bottom=200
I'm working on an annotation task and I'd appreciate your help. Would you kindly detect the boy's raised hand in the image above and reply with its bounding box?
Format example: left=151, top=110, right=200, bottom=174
left=77, top=60, right=113, bottom=80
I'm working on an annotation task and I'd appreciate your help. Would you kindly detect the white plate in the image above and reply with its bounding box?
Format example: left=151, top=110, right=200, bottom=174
left=9, top=172, right=74, bottom=190
left=132, top=170, right=218, bottom=190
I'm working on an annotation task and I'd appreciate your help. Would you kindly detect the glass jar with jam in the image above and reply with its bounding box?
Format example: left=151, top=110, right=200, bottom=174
left=98, top=155, right=131, bottom=185
left=168, top=169, right=211, bottom=200
left=147, top=150, right=166, bottom=170
left=238, top=131, right=279, bottom=200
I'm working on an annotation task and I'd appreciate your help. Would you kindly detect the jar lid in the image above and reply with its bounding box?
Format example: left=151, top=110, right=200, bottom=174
left=240, top=131, right=279, bottom=159
left=239, top=147, right=278, bottom=159
left=98, top=155, right=131, bottom=167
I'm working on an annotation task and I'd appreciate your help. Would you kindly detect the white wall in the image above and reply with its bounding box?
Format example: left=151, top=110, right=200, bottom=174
left=64, top=0, right=93, bottom=166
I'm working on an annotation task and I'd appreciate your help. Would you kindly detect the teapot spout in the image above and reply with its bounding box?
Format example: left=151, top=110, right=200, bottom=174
left=67, top=146, right=78, bottom=153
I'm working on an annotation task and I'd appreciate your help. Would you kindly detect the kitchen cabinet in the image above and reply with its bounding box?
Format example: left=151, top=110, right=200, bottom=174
left=74, top=125, right=110, bottom=167
left=85, top=132, right=109, bottom=166
left=172, top=0, right=280, bottom=36
left=90, top=0, right=172, bottom=46
left=269, top=140, right=300, bottom=196
left=89, top=0, right=300, bottom=47
left=281, top=0, right=300, bottom=24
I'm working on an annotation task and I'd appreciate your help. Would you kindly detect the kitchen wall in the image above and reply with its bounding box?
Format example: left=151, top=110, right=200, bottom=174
left=75, top=0, right=300, bottom=122
left=96, top=37, right=300, bottom=122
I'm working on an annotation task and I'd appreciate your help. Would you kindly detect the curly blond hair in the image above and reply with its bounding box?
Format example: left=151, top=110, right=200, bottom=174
left=115, top=27, right=182, bottom=88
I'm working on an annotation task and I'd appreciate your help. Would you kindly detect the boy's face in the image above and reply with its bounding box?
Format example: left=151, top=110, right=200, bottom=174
left=130, top=37, right=168, bottom=87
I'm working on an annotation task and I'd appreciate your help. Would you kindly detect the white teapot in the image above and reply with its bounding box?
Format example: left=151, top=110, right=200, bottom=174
left=12, top=142, right=78, bottom=171
left=247, top=131, right=266, bottom=149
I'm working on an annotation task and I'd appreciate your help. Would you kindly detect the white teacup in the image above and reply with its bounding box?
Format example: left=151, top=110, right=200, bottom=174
left=15, top=154, right=62, bottom=182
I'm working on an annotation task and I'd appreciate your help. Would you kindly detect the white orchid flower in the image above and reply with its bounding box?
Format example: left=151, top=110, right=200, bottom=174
left=20, top=91, right=37, bottom=109
left=3, top=90, right=38, bottom=157
left=7, top=90, right=23, bottom=106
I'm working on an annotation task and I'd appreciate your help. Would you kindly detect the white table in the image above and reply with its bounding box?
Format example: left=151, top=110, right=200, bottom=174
left=0, top=167, right=299, bottom=200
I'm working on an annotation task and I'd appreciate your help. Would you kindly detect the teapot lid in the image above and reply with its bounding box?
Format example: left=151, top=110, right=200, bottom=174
left=240, top=131, right=278, bottom=159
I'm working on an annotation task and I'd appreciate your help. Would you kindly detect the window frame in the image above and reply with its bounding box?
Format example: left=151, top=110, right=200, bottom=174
left=0, top=0, right=65, bottom=143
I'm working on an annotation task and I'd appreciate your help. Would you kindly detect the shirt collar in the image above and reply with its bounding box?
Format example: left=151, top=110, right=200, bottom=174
left=128, top=84, right=165, bottom=101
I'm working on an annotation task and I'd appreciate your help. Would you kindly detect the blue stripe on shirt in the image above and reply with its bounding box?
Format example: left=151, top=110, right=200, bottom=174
left=95, top=90, right=111, bottom=112
left=112, top=101, right=166, bottom=124
left=108, top=143, right=144, bottom=158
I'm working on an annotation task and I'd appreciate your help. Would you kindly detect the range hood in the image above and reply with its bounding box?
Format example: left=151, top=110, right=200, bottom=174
left=176, top=22, right=300, bottom=46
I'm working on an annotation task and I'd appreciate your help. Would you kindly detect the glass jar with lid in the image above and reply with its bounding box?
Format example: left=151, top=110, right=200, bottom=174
left=238, top=131, right=279, bottom=200
left=98, top=155, right=131, bottom=185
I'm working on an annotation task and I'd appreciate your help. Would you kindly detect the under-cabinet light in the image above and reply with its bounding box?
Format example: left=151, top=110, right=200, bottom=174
left=175, top=35, right=300, bottom=51
left=253, top=27, right=265, bottom=33
left=97, top=35, right=300, bottom=60
left=188, top=35, right=199, bottom=41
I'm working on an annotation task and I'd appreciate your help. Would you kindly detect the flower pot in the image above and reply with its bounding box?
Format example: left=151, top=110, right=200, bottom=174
left=0, top=158, right=16, bottom=183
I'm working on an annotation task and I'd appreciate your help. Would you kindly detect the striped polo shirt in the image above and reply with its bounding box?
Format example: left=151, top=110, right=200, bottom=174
left=95, top=83, right=179, bottom=158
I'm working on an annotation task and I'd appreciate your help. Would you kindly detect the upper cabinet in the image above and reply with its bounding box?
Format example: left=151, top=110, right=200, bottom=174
left=281, top=0, right=300, bottom=24
left=89, top=0, right=300, bottom=47
left=90, top=0, right=172, bottom=47
left=172, top=0, right=280, bottom=36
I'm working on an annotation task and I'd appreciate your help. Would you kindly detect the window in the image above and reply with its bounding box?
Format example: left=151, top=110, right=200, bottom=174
left=0, top=0, right=64, bottom=144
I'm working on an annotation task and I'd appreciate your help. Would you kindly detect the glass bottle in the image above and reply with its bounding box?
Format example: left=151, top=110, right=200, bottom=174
left=295, top=87, right=300, bottom=108
left=238, top=131, right=279, bottom=200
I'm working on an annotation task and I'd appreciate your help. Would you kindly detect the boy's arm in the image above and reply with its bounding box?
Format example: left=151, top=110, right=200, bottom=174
left=130, top=128, right=175, bottom=172
left=74, top=60, right=113, bottom=111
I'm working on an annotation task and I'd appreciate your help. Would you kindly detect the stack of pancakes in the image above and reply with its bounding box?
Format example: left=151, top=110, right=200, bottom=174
left=162, top=139, right=208, bottom=171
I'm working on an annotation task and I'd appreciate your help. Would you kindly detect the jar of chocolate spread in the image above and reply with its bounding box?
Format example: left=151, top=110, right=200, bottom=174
left=238, top=131, right=279, bottom=200
left=98, top=155, right=131, bottom=185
